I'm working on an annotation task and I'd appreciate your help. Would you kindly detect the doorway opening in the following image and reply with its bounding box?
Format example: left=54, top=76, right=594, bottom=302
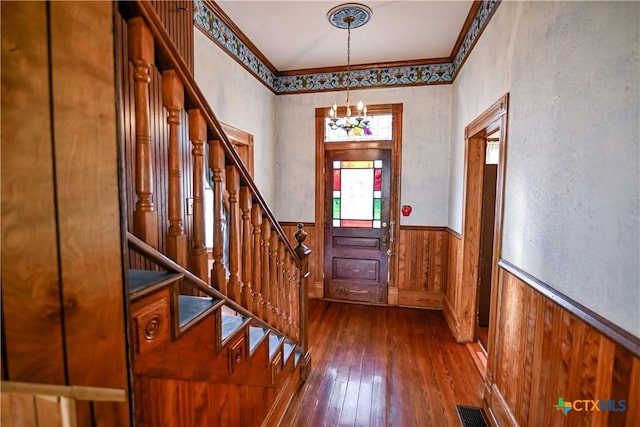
left=459, top=94, right=509, bottom=377
left=315, top=104, right=403, bottom=305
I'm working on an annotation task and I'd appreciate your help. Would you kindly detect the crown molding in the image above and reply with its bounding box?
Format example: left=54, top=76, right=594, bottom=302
left=193, top=0, right=501, bottom=94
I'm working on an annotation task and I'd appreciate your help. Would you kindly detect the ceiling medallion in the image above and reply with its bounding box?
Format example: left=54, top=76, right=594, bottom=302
left=327, top=3, right=373, bottom=136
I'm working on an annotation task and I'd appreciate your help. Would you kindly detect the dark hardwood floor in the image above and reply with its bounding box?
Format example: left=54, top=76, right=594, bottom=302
left=281, top=300, right=484, bottom=426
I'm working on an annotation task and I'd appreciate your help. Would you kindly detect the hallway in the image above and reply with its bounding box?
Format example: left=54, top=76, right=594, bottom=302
left=281, top=300, right=484, bottom=426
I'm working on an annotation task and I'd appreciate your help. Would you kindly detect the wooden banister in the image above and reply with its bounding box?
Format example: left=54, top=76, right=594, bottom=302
left=124, top=1, right=298, bottom=260
left=123, top=4, right=309, bottom=366
left=127, top=232, right=293, bottom=339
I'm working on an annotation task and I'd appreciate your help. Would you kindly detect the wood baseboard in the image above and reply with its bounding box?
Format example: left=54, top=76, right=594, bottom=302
left=388, top=287, right=398, bottom=305
left=309, top=281, right=323, bottom=299
left=397, top=290, right=442, bottom=309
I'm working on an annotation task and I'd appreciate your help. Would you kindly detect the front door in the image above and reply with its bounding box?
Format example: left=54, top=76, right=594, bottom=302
left=324, top=149, right=391, bottom=303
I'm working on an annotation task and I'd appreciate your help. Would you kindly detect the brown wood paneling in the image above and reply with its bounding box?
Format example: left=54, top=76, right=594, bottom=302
left=486, top=267, right=640, bottom=426
left=151, top=0, right=193, bottom=73
left=49, top=2, right=130, bottom=425
left=397, top=227, right=447, bottom=309
left=442, top=230, right=462, bottom=330
left=0, top=1, right=66, bottom=385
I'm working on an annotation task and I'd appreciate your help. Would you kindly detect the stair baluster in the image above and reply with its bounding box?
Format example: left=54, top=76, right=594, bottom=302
left=128, top=17, right=158, bottom=248
left=226, top=165, right=241, bottom=303
left=240, top=187, right=253, bottom=310
left=278, top=241, right=288, bottom=333
left=270, top=230, right=280, bottom=328
left=188, top=109, right=208, bottom=281
left=209, top=140, right=227, bottom=292
left=162, top=70, right=187, bottom=267
left=261, top=220, right=273, bottom=325
left=251, top=205, right=263, bottom=317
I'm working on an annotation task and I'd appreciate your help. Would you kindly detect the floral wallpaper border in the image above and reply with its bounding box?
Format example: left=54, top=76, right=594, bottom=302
left=193, top=0, right=499, bottom=94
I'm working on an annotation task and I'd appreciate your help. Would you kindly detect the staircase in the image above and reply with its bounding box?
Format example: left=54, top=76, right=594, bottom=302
left=117, top=2, right=311, bottom=425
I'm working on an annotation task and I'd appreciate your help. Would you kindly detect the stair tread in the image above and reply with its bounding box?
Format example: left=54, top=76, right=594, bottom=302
left=221, top=313, right=246, bottom=341
left=249, top=326, right=268, bottom=352
left=129, top=269, right=181, bottom=294
left=269, top=334, right=284, bottom=359
left=294, top=352, right=301, bottom=367
left=178, top=295, right=219, bottom=328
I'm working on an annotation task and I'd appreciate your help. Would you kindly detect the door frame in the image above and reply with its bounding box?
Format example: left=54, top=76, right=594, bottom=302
left=459, top=93, right=509, bottom=354
left=315, top=103, right=403, bottom=304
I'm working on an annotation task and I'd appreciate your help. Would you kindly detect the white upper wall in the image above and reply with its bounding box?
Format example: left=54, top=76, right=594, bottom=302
left=449, top=1, right=640, bottom=336
left=275, top=85, right=452, bottom=224
left=193, top=29, right=278, bottom=210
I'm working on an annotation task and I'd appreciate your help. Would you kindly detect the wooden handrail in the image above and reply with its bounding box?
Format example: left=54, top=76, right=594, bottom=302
left=0, top=381, right=126, bottom=402
left=121, top=1, right=299, bottom=265
left=127, top=232, right=294, bottom=342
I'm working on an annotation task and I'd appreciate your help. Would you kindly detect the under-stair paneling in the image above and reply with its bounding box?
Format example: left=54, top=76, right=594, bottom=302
left=486, top=265, right=640, bottom=427
left=280, top=222, right=323, bottom=298
left=150, top=0, right=194, bottom=73
left=397, top=226, right=448, bottom=309
left=135, top=378, right=272, bottom=427
left=118, top=11, right=194, bottom=271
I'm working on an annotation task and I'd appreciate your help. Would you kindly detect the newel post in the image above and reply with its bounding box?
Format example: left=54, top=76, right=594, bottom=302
left=294, top=223, right=312, bottom=381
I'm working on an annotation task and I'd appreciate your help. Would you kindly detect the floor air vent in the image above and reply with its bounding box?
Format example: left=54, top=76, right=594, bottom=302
left=456, top=405, right=489, bottom=427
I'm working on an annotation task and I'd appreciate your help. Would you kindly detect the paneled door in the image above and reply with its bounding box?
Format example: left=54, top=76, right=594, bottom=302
left=324, top=149, right=391, bottom=303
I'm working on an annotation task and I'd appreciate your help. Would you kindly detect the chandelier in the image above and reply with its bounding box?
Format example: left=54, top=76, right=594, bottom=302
left=327, top=3, right=373, bottom=135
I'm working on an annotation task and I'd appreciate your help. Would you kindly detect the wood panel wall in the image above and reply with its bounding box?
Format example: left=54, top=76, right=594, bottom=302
left=1, top=2, right=130, bottom=425
left=486, top=265, right=640, bottom=427
left=397, top=226, right=448, bottom=309
left=117, top=9, right=195, bottom=270
left=445, top=231, right=462, bottom=337
left=150, top=0, right=194, bottom=73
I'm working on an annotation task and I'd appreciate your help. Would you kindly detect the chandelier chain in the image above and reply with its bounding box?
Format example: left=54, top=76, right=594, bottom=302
left=346, top=20, right=351, bottom=106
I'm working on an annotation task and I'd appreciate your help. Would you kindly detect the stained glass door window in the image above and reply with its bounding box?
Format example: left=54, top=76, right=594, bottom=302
left=332, top=159, right=383, bottom=228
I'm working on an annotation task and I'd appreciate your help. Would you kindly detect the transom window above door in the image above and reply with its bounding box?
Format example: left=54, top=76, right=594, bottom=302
left=324, top=113, right=393, bottom=142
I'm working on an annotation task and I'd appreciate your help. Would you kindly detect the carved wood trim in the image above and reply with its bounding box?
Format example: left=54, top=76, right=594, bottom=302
left=498, top=259, right=640, bottom=357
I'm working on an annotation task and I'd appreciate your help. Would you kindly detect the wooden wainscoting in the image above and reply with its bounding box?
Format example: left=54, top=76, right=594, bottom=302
left=397, top=226, right=448, bottom=309
left=444, top=229, right=462, bottom=338
left=485, top=262, right=640, bottom=427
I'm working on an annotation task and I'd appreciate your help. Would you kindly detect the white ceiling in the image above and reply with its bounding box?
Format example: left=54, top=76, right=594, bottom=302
left=215, top=1, right=473, bottom=72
